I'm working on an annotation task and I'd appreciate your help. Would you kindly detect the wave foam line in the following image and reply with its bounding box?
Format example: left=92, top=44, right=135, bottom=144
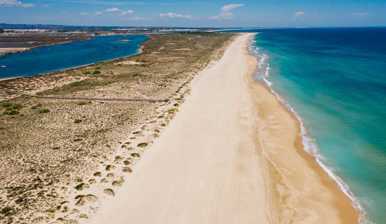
left=248, top=34, right=368, bottom=224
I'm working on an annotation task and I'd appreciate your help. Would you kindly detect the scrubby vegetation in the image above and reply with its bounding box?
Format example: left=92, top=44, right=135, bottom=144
left=0, top=33, right=232, bottom=223
left=1, top=102, right=23, bottom=115
left=38, top=108, right=50, bottom=114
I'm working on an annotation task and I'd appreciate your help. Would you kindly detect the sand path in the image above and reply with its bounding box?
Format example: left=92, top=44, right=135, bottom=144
left=88, top=34, right=269, bottom=224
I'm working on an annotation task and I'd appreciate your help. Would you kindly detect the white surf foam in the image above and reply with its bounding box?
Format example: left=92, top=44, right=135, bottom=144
left=248, top=33, right=368, bottom=223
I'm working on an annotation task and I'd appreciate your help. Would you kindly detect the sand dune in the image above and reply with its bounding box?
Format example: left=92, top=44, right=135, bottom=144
left=87, top=33, right=358, bottom=224
left=88, top=34, right=269, bottom=224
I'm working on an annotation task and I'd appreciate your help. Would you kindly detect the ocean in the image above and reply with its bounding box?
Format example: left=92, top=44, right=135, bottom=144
left=251, top=28, right=386, bottom=224
left=0, top=34, right=148, bottom=79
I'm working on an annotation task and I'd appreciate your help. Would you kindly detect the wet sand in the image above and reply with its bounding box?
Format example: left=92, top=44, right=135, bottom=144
left=245, top=39, right=359, bottom=222
left=85, top=33, right=359, bottom=224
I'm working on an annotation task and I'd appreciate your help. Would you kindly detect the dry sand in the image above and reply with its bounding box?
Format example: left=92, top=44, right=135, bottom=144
left=87, top=34, right=268, bottom=224
left=0, top=47, right=28, bottom=55
left=86, top=34, right=358, bottom=224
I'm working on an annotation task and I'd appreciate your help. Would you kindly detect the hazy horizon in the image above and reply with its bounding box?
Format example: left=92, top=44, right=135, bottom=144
left=1, top=0, right=386, bottom=28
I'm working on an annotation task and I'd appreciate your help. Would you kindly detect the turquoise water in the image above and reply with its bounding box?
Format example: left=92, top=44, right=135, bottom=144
left=0, top=34, right=148, bottom=79
left=252, top=28, right=386, bottom=224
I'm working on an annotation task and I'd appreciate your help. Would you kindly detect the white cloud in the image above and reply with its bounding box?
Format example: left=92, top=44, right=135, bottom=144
left=120, top=9, right=134, bottom=15
left=222, top=3, right=244, bottom=12
left=0, top=0, right=34, bottom=8
left=211, top=3, right=244, bottom=20
left=94, top=7, right=134, bottom=16
left=294, top=11, right=305, bottom=17
left=160, top=12, right=192, bottom=19
left=105, top=7, right=120, bottom=12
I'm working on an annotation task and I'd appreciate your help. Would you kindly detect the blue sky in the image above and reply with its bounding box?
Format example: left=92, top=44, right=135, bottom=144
left=0, top=0, right=386, bottom=27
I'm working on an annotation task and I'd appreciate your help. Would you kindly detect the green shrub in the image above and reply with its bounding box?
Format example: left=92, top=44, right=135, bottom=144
left=137, top=142, right=148, bottom=148
left=1, top=102, right=22, bottom=110
left=3, top=110, right=19, bottom=115
left=92, top=70, right=101, bottom=75
left=2, top=102, right=23, bottom=115
left=1, top=102, right=13, bottom=108
left=38, top=108, right=50, bottom=114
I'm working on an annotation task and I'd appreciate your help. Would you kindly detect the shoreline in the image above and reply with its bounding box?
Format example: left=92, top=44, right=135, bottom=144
left=0, top=34, right=149, bottom=83
left=260, top=74, right=365, bottom=217
left=0, top=32, right=362, bottom=223
left=0, top=47, right=29, bottom=57
left=249, top=37, right=364, bottom=218
left=245, top=35, right=360, bottom=222
left=0, top=33, right=233, bottom=223
left=0, top=35, right=150, bottom=102
left=87, top=33, right=269, bottom=224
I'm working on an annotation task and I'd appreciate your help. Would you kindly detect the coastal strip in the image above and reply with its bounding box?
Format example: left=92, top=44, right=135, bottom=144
left=0, top=47, right=29, bottom=56
left=246, top=36, right=360, bottom=223
left=0, top=33, right=232, bottom=224
left=87, top=33, right=269, bottom=224
left=87, top=33, right=359, bottom=224
left=0, top=32, right=360, bottom=224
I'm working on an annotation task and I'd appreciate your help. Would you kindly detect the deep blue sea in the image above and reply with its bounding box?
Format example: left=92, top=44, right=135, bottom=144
left=0, top=34, right=148, bottom=79
left=251, top=28, right=386, bottom=224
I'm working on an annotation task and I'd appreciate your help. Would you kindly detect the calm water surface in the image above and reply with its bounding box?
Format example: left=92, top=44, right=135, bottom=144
left=0, top=34, right=148, bottom=79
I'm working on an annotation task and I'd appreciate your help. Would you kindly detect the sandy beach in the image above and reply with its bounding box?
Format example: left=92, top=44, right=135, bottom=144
left=0, top=32, right=359, bottom=224
left=87, top=33, right=268, bottom=224
left=0, top=47, right=29, bottom=56
left=0, top=33, right=232, bottom=223
left=246, top=56, right=359, bottom=223
left=85, top=33, right=359, bottom=224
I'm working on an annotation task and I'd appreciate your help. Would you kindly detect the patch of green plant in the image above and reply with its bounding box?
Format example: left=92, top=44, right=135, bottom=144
left=137, top=142, right=148, bottom=148
left=41, top=79, right=113, bottom=95
left=1, top=102, right=23, bottom=116
left=1, top=102, right=23, bottom=110
left=38, top=108, right=50, bottom=114
left=92, top=70, right=101, bottom=75
left=3, top=109, right=19, bottom=115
